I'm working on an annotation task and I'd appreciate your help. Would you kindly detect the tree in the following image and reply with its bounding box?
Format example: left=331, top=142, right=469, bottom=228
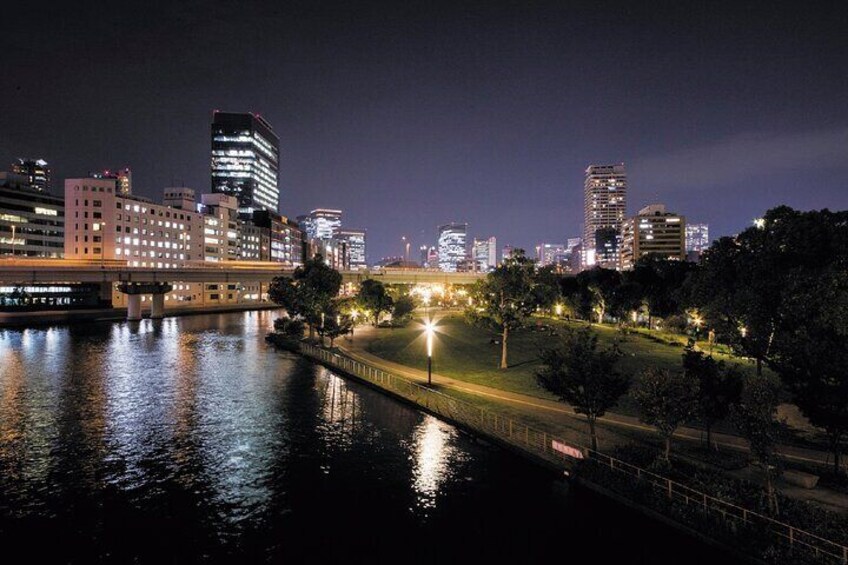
left=772, top=263, right=848, bottom=475
left=689, top=206, right=848, bottom=472
left=268, top=254, right=342, bottom=340
left=682, top=343, right=743, bottom=450
left=466, top=249, right=539, bottom=369
left=732, top=375, right=782, bottom=515
left=634, top=368, right=699, bottom=461
left=356, top=279, right=394, bottom=326
left=316, top=303, right=353, bottom=348
left=576, top=267, right=621, bottom=324
left=536, top=327, right=628, bottom=451
left=391, top=294, right=417, bottom=326
left=627, top=255, right=695, bottom=328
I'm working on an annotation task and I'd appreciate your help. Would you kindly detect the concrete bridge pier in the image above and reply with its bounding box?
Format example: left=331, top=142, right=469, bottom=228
left=117, top=282, right=173, bottom=321
left=150, top=293, right=165, bottom=320
left=127, top=294, right=142, bottom=321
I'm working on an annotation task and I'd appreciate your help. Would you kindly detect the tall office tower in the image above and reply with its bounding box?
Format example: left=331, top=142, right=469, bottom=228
left=620, top=204, right=686, bottom=270
left=685, top=223, right=710, bottom=261
left=297, top=208, right=342, bottom=241
left=340, top=228, right=367, bottom=269
left=501, top=244, right=515, bottom=262
left=437, top=222, right=467, bottom=272
left=12, top=158, right=51, bottom=192
left=211, top=111, right=280, bottom=214
left=583, top=163, right=627, bottom=269
left=472, top=236, right=497, bottom=271
left=90, top=168, right=132, bottom=195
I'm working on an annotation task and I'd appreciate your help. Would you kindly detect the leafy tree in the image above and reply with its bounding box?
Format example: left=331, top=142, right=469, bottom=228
left=273, top=316, right=305, bottom=339
left=466, top=249, right=539, bottom=369
left=634, top=368, right=699, bottom=461
left=268, top=254, right=342, bottom=340
left=627, top=254, right=695, bottom=328
left=682, top=343, right=743, bottom=450
left=391, top=294, right=417, bottom=326
left=732, top=375, right=782, bottom=515
left=316, top=303, right=353, bottom=348
left=357, top=279, right=394, bottom=326
left=772, top=263, right=848, bottom=474
left=576, top=267, right=622, bottom=323
left=532, top=264, right=562, bottom=313
left=536, top=327, right=628, bottom=451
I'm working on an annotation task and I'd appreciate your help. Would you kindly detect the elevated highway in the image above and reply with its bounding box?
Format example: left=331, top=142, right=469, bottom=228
left=0, top=259, right=485, bottom=286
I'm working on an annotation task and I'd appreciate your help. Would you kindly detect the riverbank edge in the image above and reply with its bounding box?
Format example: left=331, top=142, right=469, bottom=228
left=0, top=303, right=283, bottom=327
left=287, top=341, right=767, bottom=565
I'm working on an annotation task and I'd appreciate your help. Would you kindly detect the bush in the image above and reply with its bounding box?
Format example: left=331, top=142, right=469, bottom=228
left=663, top=314, right=688, bottom=334
left=273, top=316, right=305, bottom=338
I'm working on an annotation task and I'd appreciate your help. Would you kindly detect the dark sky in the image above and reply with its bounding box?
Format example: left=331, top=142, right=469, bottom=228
left=3, top=0, right=847, bottom=261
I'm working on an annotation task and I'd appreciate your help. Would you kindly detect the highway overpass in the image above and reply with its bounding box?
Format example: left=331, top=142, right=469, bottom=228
left=0, top=259, right=485, bottom=286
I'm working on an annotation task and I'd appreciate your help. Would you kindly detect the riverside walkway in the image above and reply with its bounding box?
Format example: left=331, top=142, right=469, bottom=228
left=338, top=323, right=848, bottom=514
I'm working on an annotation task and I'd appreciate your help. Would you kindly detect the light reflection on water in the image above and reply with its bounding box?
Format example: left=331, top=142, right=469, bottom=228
left=0, top=311, right=738, bottom=563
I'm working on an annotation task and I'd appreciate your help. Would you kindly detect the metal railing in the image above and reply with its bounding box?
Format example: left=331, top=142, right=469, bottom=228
left=299, top=342, right=848, bottom=565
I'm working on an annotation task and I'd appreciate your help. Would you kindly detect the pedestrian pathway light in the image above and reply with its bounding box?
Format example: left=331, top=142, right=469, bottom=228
left=424, top=319, right=436, bottom=385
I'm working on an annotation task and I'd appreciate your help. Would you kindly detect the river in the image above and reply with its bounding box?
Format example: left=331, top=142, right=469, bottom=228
left=0, top=310, right=742, bottom=563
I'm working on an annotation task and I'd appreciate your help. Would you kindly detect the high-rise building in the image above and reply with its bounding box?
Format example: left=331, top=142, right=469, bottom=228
left=620, top=204, right=686, bottom=270
left=437, top=222, right=467, bottom=272
left=1, top=172, right=64, bottom=257
left=685, top=223, right=710, bottom=261
left=502, top=244, right=515, bottom=262
left=89, top=168, right=132, bottom=195
left=536, top=242, right=570, bottom=268
left=12, top=158, right=51, bottom=192
left=583, top=163, right=627, bottom=269
left=340, top=228, right=367, bottom=269
left=297, top=208, right=342, bottom=241
left=211, top=111, right=280, bottom=214
left=472, top=236, right=497, bottom=271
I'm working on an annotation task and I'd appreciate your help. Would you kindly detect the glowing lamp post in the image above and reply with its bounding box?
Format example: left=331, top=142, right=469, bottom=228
left=424, top=319, right=435, bottom=386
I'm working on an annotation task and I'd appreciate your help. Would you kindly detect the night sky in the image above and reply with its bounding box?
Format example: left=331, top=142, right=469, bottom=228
left=2, top=1, right=847, bottom=262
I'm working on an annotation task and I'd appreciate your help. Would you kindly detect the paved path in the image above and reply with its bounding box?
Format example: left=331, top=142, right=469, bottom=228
left=337, top=324, right=845, bottom=489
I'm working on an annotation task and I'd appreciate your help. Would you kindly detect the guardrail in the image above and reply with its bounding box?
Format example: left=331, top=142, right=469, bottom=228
left=299, top=342, right=848, bottom=565
left=300, top=342, right=584, bottom=469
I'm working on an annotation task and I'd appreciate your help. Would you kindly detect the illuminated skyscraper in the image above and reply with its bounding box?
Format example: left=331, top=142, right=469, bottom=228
left=437, top=222, right=467, bottom=272
left=583, top=163, right=627, bottom=269
left=685, top=223, right=710, bottom=253
left=297, top=208, right=342, bottom=241
left=340, top=228, right=367, bottom=269
left=12, top=158, right=51, bottom=192
left=472, top=236, right=497, bottom=271
left=211, top=111, right=280, bottom=214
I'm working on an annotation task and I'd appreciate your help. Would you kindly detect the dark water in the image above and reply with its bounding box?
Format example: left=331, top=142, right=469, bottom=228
left=0, top=311, right=741, bottom=563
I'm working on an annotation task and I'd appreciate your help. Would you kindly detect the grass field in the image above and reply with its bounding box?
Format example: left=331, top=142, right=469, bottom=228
left=365, top=313, right=764, bottom=413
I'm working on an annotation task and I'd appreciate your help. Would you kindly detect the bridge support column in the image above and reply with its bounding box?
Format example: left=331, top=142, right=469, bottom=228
left=150, top=293, right=165, bottom=319
left=118, top=282, right=172, bottom=322
left=127, top=294, right=142, bottom=321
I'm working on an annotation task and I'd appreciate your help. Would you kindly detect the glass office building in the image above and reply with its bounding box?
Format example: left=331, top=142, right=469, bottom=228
left=211, top=112, right=280, bottom=214
left=437, top=222, right=467, bottom=272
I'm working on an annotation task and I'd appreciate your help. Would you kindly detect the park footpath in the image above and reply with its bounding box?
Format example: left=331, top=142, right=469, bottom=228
left=336, top=323, right=848, bottom=515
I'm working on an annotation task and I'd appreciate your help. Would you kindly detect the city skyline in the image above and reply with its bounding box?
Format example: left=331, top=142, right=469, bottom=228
left=2, top=2, right=847, bottom=262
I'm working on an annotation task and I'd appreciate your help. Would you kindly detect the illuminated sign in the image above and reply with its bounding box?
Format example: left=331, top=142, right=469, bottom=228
left=551, top=440, right=584, bottom=460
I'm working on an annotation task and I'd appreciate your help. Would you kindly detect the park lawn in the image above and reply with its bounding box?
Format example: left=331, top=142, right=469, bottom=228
left=365, top=313, right=764, bottom=414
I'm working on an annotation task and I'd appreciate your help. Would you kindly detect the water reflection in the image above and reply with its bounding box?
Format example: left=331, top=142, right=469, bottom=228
left=0, top=312, right=740, bottom=564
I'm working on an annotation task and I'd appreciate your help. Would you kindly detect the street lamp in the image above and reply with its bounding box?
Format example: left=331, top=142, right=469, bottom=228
left=424, top=318, right=436, bottom=385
